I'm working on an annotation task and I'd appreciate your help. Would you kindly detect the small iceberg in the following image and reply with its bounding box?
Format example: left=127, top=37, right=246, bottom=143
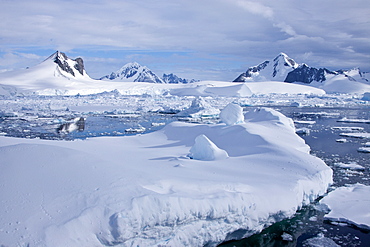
left=176, top=96, right=220, bottom=118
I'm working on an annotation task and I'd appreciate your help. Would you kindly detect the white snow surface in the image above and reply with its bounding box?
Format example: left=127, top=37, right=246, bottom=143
left=0, top=107, right=333, bottom=247
left=319, top=184, right=370, bottom=231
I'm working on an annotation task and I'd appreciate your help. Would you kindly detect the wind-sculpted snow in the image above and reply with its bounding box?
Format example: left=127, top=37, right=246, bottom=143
left=0, top=107, right=333, bottom=246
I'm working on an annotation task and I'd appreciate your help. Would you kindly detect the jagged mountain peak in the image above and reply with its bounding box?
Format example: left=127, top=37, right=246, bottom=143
left=101, top=62, right=164, bottom=83
left=233, top=52, right=370, bottom=92
left=162, top=73, right=198, bottom=84
left=44, top=51, right=86, bottom=77
left=233, top=53, right=298, bottom=82
left=273, top=53, right=298, bottom=68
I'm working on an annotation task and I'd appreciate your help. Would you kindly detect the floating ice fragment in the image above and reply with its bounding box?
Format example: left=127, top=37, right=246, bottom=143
left=125, top=126, right=146, bottom=133
left=334, top=162, right=365, bottom=171
left=303, top=233, right=339, bottom=247
left=337, top=118, right=370, bottom=124
left=281, top=232, right=293, bottom=241
left=319, top=183, right=370, bottom=231
left=188, top=134, right=229, bottom=161
left=296, top=127, right=310, bottom=135
left=176, top=96, right=220, bottom=118
left=219, top=103, right=244, bottom=126
left=57, top=117, right=85, bottom=134
left=339, top=132, right=370, bottom=139
left=358, top=147, right=370, bottom=153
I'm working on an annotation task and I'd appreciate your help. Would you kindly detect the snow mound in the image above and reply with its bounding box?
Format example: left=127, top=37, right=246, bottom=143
left=319, top=183, right=370, bottom=231
left=220, top=103, right=244, bottom=126
left=176, top=96, right=220, bottom=118
left=188, top=134, right=229, bottom=161
left=245, top=107, right=295, bottom=131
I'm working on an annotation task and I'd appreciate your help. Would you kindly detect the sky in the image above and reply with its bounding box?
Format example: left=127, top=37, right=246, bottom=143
left=0, top=0, right=369, bottom=81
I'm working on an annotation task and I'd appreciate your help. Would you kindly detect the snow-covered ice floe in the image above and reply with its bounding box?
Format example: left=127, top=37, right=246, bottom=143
left=337, top=117, right=370, bottom=124
left=302, top=233, right=340, bottom=247
left=334, top=162, right=365, bottom=171
left=0, top=107, right=333, bottom=247
left=319, top=184, right=370, bottom=231
left=339, top=132, right=370, bottom=139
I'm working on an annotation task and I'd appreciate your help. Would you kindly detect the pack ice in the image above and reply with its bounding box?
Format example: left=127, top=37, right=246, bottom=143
left=0, top=107, right=333, bottom=247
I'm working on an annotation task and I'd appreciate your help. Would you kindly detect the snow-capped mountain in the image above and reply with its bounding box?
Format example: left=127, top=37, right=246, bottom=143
left=0, top=51, right=94, bottom=93
left=162, top=73, right=198, bottom=84
left=234, top=53, right=370, bottom=93
left=234, top=53, right=299, bottom=82
left=100, top=62, right=164, bottom=83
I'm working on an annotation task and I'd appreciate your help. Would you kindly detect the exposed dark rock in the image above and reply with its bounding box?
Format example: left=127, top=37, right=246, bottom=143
left=284, top=64, right=334, bottom=83
left=53, top=51, right=85, bottom=77
left=162, top=73, right=197, bottom=84
left=74, top=57, right=85, bottom=75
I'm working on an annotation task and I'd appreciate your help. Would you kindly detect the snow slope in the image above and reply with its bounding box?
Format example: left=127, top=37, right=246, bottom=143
left=0, top=107, right=333, bottom=247
left=0, top=51, right=96, bottom=93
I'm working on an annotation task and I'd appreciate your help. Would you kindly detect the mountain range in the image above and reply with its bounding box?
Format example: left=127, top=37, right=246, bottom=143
left=234, top=53, right=369, bottom=93
left=0, top=51, right=369, bottom=95
left=100, top=62, right=198, bottom=84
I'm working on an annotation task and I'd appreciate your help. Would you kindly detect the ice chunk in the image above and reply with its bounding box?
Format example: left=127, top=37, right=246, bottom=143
left=57, top=117, right=85, bottom=134
left=281, top=232, right=293, bottom=241
left=188, top=134, right=229, bottom=161
left=340, top=132, right=370, bottom=139
left=219, top=103, right=244, bottom=126
left=303, top=233, right=339, bottom=247
left=358, top=147, right=370, bottom=153
left=361, top=92, right=370, bottom=101
left=176, top=96, right=220, bottom=118
left=296, top=127, right=310, bottom=135
left=334, top=162, right=365, bottom=171
left=319, top=184, right=370, bottom=231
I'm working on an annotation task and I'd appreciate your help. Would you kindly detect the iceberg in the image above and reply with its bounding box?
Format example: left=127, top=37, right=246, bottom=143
left=176, top=96, right=220, bottom=118
left=0, top=107, right=332, bottom=246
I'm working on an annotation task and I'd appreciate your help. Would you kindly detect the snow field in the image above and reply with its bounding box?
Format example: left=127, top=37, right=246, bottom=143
left=0, top=107, right=333, bottom=247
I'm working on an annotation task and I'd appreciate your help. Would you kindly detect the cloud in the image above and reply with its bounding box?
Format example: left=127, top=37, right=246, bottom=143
left=0, top=0, right=369, bottom=80
left=235, top=0, right=274, bottom=19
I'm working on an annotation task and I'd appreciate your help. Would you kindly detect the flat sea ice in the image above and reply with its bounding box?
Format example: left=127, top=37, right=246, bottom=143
left=319, top=183, right=370, bottom=231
